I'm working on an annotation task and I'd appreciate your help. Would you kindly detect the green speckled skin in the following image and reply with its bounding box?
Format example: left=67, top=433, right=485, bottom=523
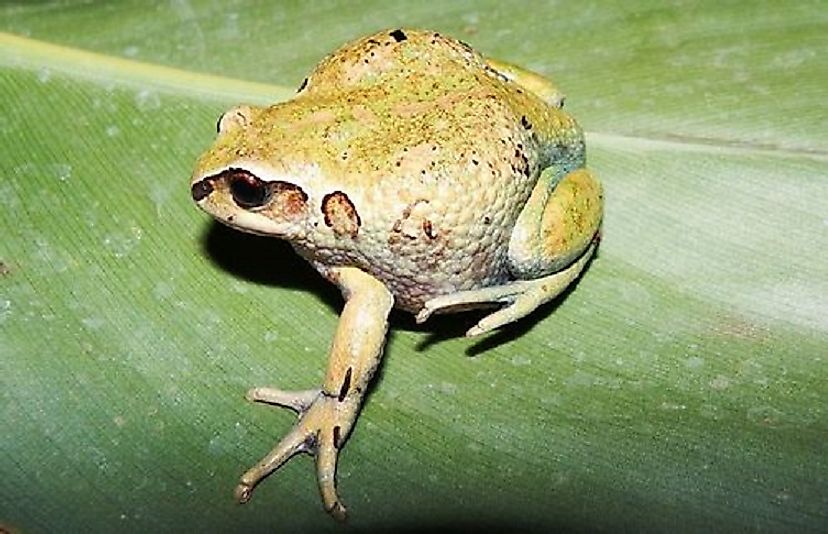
left=191, top=28, right=595, bottom=313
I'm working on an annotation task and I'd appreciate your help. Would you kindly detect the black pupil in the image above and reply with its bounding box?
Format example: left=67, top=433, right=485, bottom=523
left=229, top=172, right=269, bottom=208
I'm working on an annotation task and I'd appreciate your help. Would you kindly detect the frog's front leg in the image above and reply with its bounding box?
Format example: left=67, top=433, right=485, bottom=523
left=235, top=266, right=394, bottom=521
left=417, top=166, right=602, bottom=336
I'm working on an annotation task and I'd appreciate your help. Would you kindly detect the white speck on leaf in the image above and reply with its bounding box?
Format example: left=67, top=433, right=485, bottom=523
left=511, top=354, right=532, bottom=366
left=565, top=370, right=599, bottom=387
left=37, top=67, right=51, bottom=83
left=230, top=280, right=249, bottom=294
left=103, top=225, right=143, bottom=258
left=0, top=299, right=11, bottom=323
left=82, top=316, right=105, bottom=329
left=135, top=89, right=161, bottom=110
left=153, top=282, right=174, bottom=300
left=438, top=382, right=457, bottom=396
left=747, top=405, right=785, bottom=426
left=52, top=163, right=72, bottom=181
left=710, top=375, right=730, bottom=390
left=263, top=330, right=279, bottom=343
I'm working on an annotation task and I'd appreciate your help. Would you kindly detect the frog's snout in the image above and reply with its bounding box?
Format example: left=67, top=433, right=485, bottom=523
left=191, top=168, right=311, bottom=228
left=190, top=178, right=213, bottom=202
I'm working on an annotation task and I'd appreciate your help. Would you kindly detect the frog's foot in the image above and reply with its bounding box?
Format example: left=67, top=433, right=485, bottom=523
left=235, top=386, right=357, bottom=521
left=234, top=267, right=393, bottom=521
left=416, top=240, right=597, bottom=337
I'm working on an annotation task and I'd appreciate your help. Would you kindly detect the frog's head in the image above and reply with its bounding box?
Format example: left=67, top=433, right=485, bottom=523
left=190, top=105, right=312, bottom=240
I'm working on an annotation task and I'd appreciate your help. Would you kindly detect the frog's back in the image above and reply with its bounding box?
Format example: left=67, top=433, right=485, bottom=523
left=287, top=29, right=582, bottom=311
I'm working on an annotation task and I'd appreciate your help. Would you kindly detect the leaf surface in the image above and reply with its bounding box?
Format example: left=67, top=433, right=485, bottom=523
left=2, top=2, right=826, bottom=532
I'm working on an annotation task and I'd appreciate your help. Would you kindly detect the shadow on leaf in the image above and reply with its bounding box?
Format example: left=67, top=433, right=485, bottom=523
left=200, top=220, right=598, bottom=359
left=201, top=220, right=341, bottom=313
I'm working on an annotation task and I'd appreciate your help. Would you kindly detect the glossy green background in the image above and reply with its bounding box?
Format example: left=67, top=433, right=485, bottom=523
left=2, top=1, right=826, bottom=532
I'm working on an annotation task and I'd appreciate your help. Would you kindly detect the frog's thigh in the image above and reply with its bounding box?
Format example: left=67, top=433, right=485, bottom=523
left=508, top=166, right=603, bottom=279
left=417, top=167, right=602, bottom=336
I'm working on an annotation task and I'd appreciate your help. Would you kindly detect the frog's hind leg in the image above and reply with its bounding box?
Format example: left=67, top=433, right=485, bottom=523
left=417, top=166, right=602, bottom=337
left=508, top=166, right=602, bottom=280
left=417, top=239, right=597, bottom=336
left=235, top=267, right=393, bottom=521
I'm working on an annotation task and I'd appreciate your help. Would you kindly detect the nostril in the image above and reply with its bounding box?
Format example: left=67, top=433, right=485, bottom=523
left=229, top=170, right=271, bottom=209
left=191, top=179, right=214, bottom=201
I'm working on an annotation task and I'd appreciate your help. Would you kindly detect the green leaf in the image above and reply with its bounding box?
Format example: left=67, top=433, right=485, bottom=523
left=2, top=2, right=826, bottom=532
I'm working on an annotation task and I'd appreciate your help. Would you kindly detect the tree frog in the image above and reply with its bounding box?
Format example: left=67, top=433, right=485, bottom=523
left=190, top=28, right=602, bottom=520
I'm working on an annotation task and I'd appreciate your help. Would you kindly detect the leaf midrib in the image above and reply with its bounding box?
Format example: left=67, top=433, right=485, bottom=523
left=4, top=31, right=825, bottom=162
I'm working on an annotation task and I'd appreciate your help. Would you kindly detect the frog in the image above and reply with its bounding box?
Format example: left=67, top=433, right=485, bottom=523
left=190, top=28, right=603, bottom=521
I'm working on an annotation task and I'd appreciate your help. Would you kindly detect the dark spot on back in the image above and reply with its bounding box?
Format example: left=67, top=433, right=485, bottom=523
left=422, top=219, right=436, bottom=240
left=521, top=115, right=533, bottom=130
left=297, top=77, right=308, bottom=92
left=333, top=425, right=342, bottom=449
left=390, top=29, right=407, bottom=42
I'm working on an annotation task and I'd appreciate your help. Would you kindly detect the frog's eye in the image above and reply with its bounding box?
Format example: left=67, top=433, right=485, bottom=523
left=228, top=170, right=272, bottom=209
